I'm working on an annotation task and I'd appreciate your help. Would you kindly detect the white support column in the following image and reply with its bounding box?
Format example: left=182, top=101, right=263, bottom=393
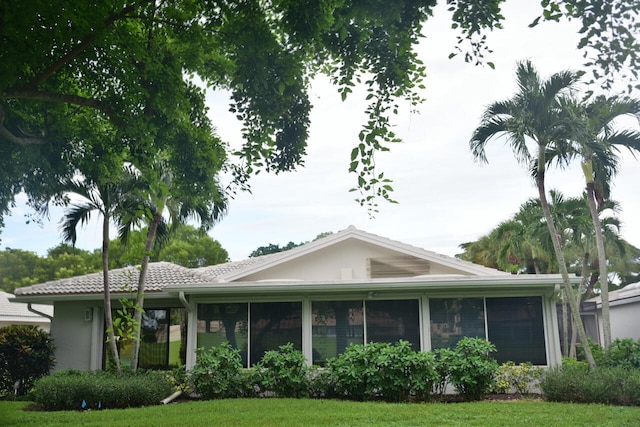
left=302, top=297, right=313, bottom=365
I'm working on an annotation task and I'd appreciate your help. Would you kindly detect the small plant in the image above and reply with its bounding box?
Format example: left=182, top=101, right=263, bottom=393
left=447, top=337, right=499, bottom=401
left=0, top=325, right=55, bottom=396
left=603, top=338, right=640, bottom=369
left=432, top=347, right=455, bottom=396
left=189, top=343, right=244, bottom=399
left=255, top=343, right=309, bottom=398
left=491, top=362, right=543, bottom=395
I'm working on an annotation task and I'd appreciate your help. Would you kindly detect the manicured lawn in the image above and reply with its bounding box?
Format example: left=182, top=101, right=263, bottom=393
left=2, top=398, right=639, bottom=426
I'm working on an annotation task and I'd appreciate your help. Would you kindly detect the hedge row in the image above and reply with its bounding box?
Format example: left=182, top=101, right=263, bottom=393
left=31, top=370, right=173, bottom=411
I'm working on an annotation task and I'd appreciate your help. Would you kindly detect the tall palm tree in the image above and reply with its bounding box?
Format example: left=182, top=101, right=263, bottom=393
left=469, top=60, right=597, bottom=367
left=60, top=168, right=139, bottom=372
left=120, top=157, right=227, bottom=371
left=554, top=95, right=640, bottom=349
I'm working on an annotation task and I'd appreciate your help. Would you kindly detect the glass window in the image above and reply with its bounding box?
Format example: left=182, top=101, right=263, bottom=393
left=107, top=307, right=186, bottom=370
left=250, top=302, right=302, bottom=366
left=486, top=297, right=546, bottom=364
left=312, top=301, right=364, bottom=365
left=197, top=303, right=249, bottom=366
left=429, top=298, right=485, bottom=349
left=365, top=299, right=420, bottom=350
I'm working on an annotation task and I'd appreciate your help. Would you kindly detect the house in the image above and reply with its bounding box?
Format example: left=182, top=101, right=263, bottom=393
left=0, top=291, right=53, bottom=332
left=11, top=226, right=571, bottom=371
left=586, top=282, right=640, bottom=341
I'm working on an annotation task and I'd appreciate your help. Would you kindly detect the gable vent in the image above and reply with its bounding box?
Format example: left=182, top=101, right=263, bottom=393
left=367, top=256, right=430, bottom=279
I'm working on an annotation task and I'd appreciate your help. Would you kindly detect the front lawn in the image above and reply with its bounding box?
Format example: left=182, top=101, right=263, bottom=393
left=2, top=398, right=639, bottom=426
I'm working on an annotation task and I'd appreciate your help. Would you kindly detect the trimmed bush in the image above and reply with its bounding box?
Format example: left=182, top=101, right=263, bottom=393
left=325, top=340, right=439, bottom=402
left=541, top=365, right=640, bottom=406
left=0, top=325, right=55, bottom=396
left=255, top=343, right=309, bottom=398
left=447, top=337, right=499, bottom=401
left=190, top=343, right=244, bottom=399
left=31, top=370, right=173, bottom=411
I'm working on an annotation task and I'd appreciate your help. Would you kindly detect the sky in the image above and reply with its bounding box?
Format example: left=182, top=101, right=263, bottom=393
left=2, top=2, right=639, bottom=262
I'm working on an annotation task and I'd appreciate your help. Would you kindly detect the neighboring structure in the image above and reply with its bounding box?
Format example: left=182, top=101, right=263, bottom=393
left=11, top=226, right=573, bottom=371
left=1, top=291, right=53, bottom=332
left=586, top=282, right=640, bottom=341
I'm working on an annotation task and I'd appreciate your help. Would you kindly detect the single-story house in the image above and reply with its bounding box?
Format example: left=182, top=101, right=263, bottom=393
left=0, top=291, right=53, bottom=332
left=586, top=282, right=640, bottom=341
left=11, top=226, right=572, bottom=371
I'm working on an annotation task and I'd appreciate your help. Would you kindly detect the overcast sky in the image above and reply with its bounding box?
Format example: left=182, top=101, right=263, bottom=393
left=2, top=2, right=640, bottom=262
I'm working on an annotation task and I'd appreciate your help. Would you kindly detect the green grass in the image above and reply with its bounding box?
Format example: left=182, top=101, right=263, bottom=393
left=1, top=399, right=639, bottom=426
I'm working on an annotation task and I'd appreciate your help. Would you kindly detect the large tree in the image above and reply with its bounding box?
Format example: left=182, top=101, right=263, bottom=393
left=119, top=156, right=226, bottom=371
left=1, top=0, right=639, bottom=229
left=469, top=60, right=597, bottom=367
left=554, top=95, right=640, bottom=348
left=59, top=166, right=141, bottom=372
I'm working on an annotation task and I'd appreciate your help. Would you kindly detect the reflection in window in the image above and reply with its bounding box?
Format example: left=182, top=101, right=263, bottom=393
left=486, top=297, right=546, bottom=364
left=197, top=303, right=248, bottom=366
left=429, top=298, right=485, bottom=349
left=366, top=299, right=420, bottom=350
left=312, top=301, right=364, bottom=365
left=250, top=302, right=302, bottom=366
left=109, top=307, right=186, bottom=370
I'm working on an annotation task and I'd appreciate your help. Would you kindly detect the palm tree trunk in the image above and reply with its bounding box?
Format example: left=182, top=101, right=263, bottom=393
left=586, top=181, right=611, bottom=349
left=562, top=289, right=569, bottom=357
left=103, top=215, right=121, bottom=371
left=130, top=213, right=161, bottom=371
left=537, top=149, right=596, bottom=368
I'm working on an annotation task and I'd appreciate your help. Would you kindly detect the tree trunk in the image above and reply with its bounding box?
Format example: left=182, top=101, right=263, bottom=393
left=130, top=213, right=161, bottom=371
left=103, top=215, right=121, bottom=371
left=537, top=148, right=596, bottom=368
left=562, top=289, right=569, bottom=357
left=585, top=182, right=611, bottom=348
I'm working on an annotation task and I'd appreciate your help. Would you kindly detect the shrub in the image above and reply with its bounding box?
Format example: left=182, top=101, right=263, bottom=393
left=31, top=370, right=173, bottom=411
left=541, top=365, right=640, bottom=406
left=447, top=337, right=499, bottom=401
left=189, top=343, right=244, bottom=399
left=491, top=362, right=543, bottom=395
left=603, top=339, right=640, bottom=369
left=325, top=341, right=439, bottom=402
left=0, top=325, right=55, bottom=396
left=255, top=343, right=309, bottom=398
left=432, top=347, right=455, bottom=396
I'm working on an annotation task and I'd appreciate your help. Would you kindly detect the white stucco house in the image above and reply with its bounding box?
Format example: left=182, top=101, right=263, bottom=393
left=0, top=291, right=53, bottom=332
left=11, top=226, right=571, bottom=371
left=586, top=282, right=640, bottom=341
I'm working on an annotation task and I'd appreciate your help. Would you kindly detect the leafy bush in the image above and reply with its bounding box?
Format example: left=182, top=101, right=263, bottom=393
left=447, top=337, right=499, bottom=401
left=542, top=365, right=640, bottom=406
left=491, top=362, right=543, bottom=395
left=432, top=348, right=455, bottom=396
left=603, top=339, right=640, bottom=369
left=255, top=343, right=309, bottom=398
left=0, top=325, right=55, bottom=396
left=189, top=343, right=244, bottom=399
left=325, top=341, right=439, bottom=402
left=31, top=370, right=173, bottom=411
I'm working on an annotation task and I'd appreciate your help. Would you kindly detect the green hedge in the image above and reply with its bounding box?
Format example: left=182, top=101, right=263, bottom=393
left=31, top=370, right=173, bottom=411
left=542, top=365, right=640, bottom=406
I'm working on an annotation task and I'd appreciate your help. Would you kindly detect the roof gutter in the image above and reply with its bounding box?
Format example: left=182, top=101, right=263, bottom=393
left=27, top=303, right=53, bottom=321
left=179, top=291, right=192, bottom=313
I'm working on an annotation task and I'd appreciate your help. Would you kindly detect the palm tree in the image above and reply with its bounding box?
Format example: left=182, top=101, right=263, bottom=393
left=60, top=168, right=139, bottom=371
left=469, top=60, right=597, bottom=367
left=120, top=157, right=227, bottom=371
left=553, top=95, right=640, bottom=349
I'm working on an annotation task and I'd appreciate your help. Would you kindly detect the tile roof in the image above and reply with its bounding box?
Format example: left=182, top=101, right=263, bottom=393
left=14, top=262, right=215, bottom=297
left=0, top=291, right=53, bottom=319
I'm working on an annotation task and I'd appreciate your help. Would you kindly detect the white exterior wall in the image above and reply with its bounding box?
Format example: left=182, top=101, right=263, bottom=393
left=597, top=300, right=640, bottom=341
left=51, top=301, right=102, bottom=371
left=241, top=240, right=475, bottom=282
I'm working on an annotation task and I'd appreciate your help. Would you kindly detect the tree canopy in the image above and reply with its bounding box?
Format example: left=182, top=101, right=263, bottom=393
left=1, top=0, right=638, bottom=232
